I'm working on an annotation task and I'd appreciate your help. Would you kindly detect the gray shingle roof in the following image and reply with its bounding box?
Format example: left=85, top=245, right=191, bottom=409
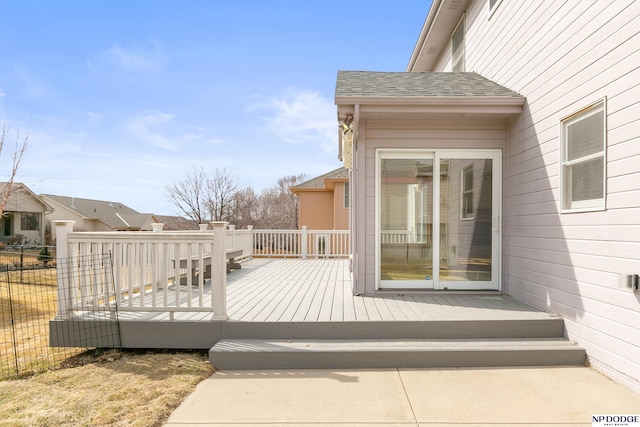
left=292, top=167, right=349, bottom=190
left=336, top=71, right=522, bottom=98
left=42, top=194, right=152, bottom=229
left=155, top=215, right=200, bottom=230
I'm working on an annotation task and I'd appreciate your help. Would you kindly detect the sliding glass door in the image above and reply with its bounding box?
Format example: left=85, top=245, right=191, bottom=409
left=377, top=150, right=501, bottom=291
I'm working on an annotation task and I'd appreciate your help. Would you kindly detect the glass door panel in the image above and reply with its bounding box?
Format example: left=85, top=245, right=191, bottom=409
left=379, top=157, right=434, bottom=288
left=377, top=150, right=501, bottom=291
left=438, top=158, right=494, bottom=289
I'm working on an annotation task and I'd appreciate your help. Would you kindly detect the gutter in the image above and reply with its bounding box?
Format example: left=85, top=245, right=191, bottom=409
left=335, top=96, right=525, bottom=107
left=407, top=0, right=443, bottom=72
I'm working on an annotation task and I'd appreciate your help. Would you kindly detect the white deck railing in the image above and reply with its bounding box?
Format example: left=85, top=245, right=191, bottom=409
left=53, top=221, right=350, bottom=320
left=253, top=226, right=350, bottom=258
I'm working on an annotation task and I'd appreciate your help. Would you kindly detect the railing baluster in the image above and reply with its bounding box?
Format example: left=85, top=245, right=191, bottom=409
left=54, top=227, right=350, bottom=319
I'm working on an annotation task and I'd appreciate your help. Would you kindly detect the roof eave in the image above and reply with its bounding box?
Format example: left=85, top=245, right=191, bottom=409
left=337, top=96, right=525, bottom=119
left=407, top=0, right=470, bottom=72
left=336, top=95, right=524, bottom=106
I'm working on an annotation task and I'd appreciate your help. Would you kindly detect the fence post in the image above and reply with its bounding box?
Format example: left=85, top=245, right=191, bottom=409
left=199, top=224, right=209, bottom=231
left=301, top=226, right=307, bottom=260
left=151, top=223, right=164, bottom=232
left=53, top=220, right=76, bottom=319
left=210, top=221, right=229, bottom=320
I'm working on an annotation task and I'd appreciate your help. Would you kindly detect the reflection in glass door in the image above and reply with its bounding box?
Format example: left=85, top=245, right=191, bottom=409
left=438, top=157, right=495, bottom=289
left=377, top=150, right=500, bottom=291
left=379, top=156, right=435, bottom=289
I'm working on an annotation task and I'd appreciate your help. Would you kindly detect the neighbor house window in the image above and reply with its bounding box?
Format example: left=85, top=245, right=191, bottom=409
left=344, top=182, right=350, bottom=208
left=20, top=212, right=40, bottom=231
left=452, top=15, right=465, bottom=72
left=461, top=165, right=474, bottom=219
left=561, top=99, right=606, bottom=211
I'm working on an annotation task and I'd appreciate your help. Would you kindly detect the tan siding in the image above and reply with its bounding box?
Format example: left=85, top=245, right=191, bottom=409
left=333, top=183, right=349, bottom=230
left=298, top=192, right=334, bottom=230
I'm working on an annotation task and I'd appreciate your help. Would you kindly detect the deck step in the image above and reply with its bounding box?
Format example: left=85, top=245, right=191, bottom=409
left=209, top=338, right=586, bottom=370
left=221, top=318, right=566, bottom=340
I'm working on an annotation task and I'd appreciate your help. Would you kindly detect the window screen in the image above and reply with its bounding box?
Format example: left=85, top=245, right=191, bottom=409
left=561, top=100, right=606, bottom=211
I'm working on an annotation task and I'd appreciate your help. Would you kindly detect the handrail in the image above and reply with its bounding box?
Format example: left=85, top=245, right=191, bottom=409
left=52, top=222, right=350, bottom=321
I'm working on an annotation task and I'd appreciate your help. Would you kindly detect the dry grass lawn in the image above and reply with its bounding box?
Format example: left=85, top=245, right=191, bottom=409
left=0, top=349, right=214, bottom=427
left=2, top=260, right=214, bottom=426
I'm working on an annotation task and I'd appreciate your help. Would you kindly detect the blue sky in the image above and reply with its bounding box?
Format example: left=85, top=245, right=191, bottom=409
left=0, top=1, right=430, bottom=215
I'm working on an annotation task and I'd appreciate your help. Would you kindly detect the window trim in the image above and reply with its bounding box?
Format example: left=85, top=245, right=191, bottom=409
left=344, top=182, right=350, bottom=209
left=20, top=212, right=40, bottom=231
left=461, top=165, right=475, bottom=220
left=488, top=0, right=503, bottom=18
left=560, top=98, right=607, bottom=213
left=451, top=15, right=465, bottom=72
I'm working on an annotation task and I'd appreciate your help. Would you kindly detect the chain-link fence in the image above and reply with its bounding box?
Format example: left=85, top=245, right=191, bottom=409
left=1, top=251, right=121, bottom=380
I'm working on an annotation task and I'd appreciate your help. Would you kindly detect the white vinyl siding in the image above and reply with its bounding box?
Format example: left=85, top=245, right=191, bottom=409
left=425, top=0, right=640, bottom=393
left=560, top=100, right=606, bottom=212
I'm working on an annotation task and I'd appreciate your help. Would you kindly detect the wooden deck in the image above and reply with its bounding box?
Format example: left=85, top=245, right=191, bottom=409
left=51, top=257, right=584, bottom=368
left=225, top=258, right=553, bottom=323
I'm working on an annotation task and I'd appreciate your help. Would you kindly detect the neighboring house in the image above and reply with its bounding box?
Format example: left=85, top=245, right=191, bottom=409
left=290, top=167, right=350, bottom=230
left=336, top=1, right=640, bottom=393
left=154, top=215, right=201, bottom=231
left=0, top=182, right=51, bottom=245
left=41, top=194, right=159, bottom=235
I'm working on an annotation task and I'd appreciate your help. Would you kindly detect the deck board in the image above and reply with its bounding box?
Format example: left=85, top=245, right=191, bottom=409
left=102, top=258, right=559, bottom=324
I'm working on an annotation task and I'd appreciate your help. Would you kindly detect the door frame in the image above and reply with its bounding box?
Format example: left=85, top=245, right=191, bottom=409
left=375, top=148, right=502, bottom=291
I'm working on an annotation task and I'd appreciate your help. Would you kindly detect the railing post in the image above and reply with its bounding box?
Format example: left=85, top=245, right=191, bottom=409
left=151, top=223, right=164, bottom=232
left=53, top=220, right=76, bottom=319
left=301, top=226, right=307, bottom=260
left=228, top=224, right=236, bottom=250
left=210, top=221, right=229, bottom=320
left=247, top=225, right=254, bottom=256
left=199, top=224, right=209, bottom=231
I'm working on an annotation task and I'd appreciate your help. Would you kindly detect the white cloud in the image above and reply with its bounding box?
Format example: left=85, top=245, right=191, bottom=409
left=248, top=89, right=337, bottom=153
left=86, top=112, right=103, bottom=126
left=123, top=111, right=223, bottom=151
left=99, top=42, right=166, bottom=72
left=125, top=112, right=176, bottom=150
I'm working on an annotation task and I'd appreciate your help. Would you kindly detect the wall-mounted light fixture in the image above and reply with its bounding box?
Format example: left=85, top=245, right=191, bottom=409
left=339, top=114, right=354, bottom=169
left=339, top=114, right=354, bottom=133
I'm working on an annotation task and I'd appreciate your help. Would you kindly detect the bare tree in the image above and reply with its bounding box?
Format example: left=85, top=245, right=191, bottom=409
left=166, top=166, right=240, bottom=224
left=257, top=173, right=308, bottom=229
left=205, top=167, right=239, bottom=222
left=229, top=187, right=259, bottom=229
left=166, top=168, right=307, bottom=229
left=165, top=166, right=209, bottom=225
left=0, top=123, right=28, bottom=218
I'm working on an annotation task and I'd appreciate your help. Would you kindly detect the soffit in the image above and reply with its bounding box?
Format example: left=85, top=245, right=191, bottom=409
left=407, top=0, right=470, bottom=72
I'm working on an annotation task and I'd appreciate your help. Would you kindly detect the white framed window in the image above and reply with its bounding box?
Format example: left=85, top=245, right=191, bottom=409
left=461, top=165, right=475, bottom=219
left=560, top=99, right=606, bottom=212
left=452, top=15, right=465, bottom=72
left=488, top=0, right=503, bottom=17
left=344, top=182, right=350, bottom=209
